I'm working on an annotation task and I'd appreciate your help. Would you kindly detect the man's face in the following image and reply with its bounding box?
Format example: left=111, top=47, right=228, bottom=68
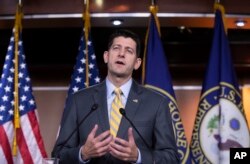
left=103, top=36, right=141, bottom=78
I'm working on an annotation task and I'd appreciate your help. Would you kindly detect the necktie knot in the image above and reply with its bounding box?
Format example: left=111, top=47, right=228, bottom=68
left=114, top=88, right=122, bottom=97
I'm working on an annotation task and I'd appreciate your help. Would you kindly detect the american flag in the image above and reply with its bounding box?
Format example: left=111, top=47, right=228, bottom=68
left=68, top=29, right=100, bottom=94
left=61, top=28, right=100, bottom=119
left=0, top=32, right=47, bottom=164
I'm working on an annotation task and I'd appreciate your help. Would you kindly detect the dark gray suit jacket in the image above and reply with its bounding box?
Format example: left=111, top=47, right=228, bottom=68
left=52, top=80, right=179, bottom=164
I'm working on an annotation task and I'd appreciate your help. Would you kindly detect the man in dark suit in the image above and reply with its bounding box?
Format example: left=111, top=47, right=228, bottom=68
left=52, top=29, right=179, bottom=163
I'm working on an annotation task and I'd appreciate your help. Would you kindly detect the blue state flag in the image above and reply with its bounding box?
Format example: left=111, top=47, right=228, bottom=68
left=190, top=4, right=250, bottom=164
left=143, top=10, right=191, bottom=163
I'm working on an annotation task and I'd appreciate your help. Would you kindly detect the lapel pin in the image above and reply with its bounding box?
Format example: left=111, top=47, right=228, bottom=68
left=133, top=99, right=138, bottom=103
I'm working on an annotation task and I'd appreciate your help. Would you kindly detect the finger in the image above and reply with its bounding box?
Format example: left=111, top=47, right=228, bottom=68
left=92, top=151, right=108, bottom=158
left=114, top=137, right=128, bottom=147
left=110, top=138, right=128, bottom=152
left=95, top=130, right=110, bottom=142
left=128, top=127, right=135, bottom=144
left=91, top=143, right=110, bottom=157
left=85, top=124, right=98, bottom=147
left=83, top=136, right=111, bottom=159
left=89, top=124, right=98, bottom=138
left=97, top=134, right=113, bottom=148
left=110, top=144, right=128, bottom=158
left=90, top=135, right=113, bottom=157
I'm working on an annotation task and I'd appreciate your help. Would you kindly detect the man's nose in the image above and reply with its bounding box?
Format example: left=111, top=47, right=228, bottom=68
left=118, top=48, right=125, bottom=57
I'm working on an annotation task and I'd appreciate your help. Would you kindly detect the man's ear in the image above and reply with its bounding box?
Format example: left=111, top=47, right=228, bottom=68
left=103, top=51, right=108, bottom=63
left=134, top=58, right=142, bottom=70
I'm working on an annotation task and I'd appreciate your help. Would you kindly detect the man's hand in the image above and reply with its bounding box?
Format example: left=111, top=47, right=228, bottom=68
left=81, top=124, right=113, bottom=160
left=109, top=128, right=138, bottom=162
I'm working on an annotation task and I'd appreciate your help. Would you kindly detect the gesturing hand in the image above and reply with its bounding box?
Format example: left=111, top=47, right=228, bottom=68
left=109, top=128, right=138, bottom=162
left=81, top=124, right=113, bottom=160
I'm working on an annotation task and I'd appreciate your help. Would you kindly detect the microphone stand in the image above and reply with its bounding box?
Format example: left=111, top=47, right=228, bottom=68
left=53, top=104, right=98, bottom=163
left=119, top=108, right=150, bottom=149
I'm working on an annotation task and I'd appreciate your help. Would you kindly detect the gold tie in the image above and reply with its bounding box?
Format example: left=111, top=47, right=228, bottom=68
left=110, top=88, right=124, bottom=137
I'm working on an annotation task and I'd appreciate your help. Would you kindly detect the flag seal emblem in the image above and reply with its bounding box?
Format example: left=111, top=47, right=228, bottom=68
left=191, top=83, right=249, bottom=164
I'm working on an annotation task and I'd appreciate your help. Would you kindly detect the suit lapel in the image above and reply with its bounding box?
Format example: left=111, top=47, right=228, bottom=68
left=117, top=81, right=142, bottom=139
left=93, top=81, right=110, bottom=132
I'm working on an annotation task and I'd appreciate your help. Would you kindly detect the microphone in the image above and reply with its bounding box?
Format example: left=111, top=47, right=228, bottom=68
left=119, top=108, right=150, bottom=149
left=53, top=104, right=98, bottom=163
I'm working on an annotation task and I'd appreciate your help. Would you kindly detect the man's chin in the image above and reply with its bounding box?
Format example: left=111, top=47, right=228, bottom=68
left=112, top=72, right=127, bottom=78
left=115, top=73, right=126, bottom=78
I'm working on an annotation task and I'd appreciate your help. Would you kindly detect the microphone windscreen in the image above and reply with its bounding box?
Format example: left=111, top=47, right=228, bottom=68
left=91, top=104, right=98, bottom=111
left=119, top=108, right=126, bottom=115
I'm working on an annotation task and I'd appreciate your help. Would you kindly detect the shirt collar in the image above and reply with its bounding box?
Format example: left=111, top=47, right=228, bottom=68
left=106, top=78, right=132, bottom=99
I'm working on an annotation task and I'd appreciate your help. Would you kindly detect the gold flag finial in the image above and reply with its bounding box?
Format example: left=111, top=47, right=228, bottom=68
left=214, top=2, right=227, bottom=34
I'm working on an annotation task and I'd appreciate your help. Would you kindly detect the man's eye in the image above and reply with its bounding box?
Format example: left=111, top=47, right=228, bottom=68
left=112, top=46, right=120, bottom=50
left=126, top=49, right=134, bottom=54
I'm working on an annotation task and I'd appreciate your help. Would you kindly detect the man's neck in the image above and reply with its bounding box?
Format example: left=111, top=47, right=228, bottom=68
left=107, top=75, right=132, bottom=87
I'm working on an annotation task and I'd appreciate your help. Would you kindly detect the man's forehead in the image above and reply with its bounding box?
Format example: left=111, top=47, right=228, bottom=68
left=112, top=37, right=136, bottom=48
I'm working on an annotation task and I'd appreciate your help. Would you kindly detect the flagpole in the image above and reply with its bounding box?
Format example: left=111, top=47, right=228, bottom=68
left=13, top=1, right=23, bottom=156
left=151, top=0, right=156, bottom=5
left=142, top=2, right=159, bottom=84
left=83, top=0, right=90, bottom=87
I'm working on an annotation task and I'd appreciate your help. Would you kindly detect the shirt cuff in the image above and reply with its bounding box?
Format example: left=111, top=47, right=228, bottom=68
left=79, top=146, right=90, bottom=163
left=132, top=148, right=142, bottom=164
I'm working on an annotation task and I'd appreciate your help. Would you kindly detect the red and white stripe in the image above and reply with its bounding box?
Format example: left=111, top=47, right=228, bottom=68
left=0, top=110, right=47, bottom=164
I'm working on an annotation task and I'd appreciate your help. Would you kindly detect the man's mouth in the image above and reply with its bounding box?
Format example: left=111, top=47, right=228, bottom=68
left=115, top=61, right=125, bottom=65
